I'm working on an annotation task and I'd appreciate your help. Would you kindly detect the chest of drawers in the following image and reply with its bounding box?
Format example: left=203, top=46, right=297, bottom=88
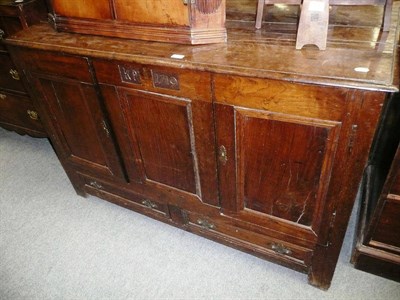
left=352, top=94, right=400, bottom=282
left=0, top=0, right=47, bottom=137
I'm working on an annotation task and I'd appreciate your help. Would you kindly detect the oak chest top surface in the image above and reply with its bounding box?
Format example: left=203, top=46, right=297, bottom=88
left=5, top=3, right=400, bottom=92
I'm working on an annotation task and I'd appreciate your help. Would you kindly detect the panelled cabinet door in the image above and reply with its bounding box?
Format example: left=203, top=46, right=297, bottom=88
left=27, top=73, right=125, bottom=180
left=99, top=86, right=219, bottom=206
left=215, top=104, right=341, bottom=243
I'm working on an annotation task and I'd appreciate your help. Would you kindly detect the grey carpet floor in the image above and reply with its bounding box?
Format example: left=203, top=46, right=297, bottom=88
left=0, top=127, right=399, bottom=299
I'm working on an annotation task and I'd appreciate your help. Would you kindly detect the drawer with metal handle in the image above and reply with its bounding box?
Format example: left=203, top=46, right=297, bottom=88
left=0, top=91, right=45, bottom=134
left=0, top=52, right=25, bottom=92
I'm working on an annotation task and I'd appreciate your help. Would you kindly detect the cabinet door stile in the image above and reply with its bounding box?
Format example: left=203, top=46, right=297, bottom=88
left=99, top=84, right=146, bottom=183
left=185, top=101, right=202, bottom=198
left=190, top=100, right=220, bottom=206
left=215, top=103, right=237, bottom=212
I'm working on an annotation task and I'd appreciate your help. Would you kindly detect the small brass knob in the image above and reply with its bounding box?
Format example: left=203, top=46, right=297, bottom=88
left=0, top=93, right=6, bottom=100
left=141, top=199, right=158, bottom=209
left=27, top=110, right=39, bottom=120
left=271, top=243, right=292, bottom=255
left=89, top=181, right=103, bottom=189
left=197, top=218, right=215, bottom=230
left=9, top=69, right=20, bottom=81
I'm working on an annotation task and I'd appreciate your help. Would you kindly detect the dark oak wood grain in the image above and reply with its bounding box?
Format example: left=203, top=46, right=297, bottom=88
left=0, top=0, right=47, bottom=137
left=5, top=3, right=400, bottom=290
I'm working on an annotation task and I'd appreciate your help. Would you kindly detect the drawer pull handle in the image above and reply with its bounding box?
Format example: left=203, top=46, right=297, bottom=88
left=141, top=199, right=158, bottom=209
left=27, top=110, right=39, bottom=120
left=9, top=69, right=20, bottom=81
left=89, top=181, right=103, bottom=189
left=0, top=29, right=4, bottom=40
left=0, top=93, right=6, bottom=100
left=271, top=243, right=292, bottom=255
left=197, top=219, right=215, bottom=230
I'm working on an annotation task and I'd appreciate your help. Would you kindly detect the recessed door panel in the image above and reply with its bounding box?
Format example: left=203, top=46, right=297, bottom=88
left=30, top=74, right=124, bottom=179
left=121, top=89, right=197, bottom=194
left=238, top=112, right=328, bottom=226
left=216, top=105, right=341, bottom=241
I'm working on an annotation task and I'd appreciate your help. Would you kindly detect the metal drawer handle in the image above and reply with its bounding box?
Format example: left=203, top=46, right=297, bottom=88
left=9, top=69, right=20, bottom=81
left=197, top=218, right=215, bottom=230
left=0, top=29, right=4, bottom=40
left=271, top=243, right=292, bottom=255
left=141, top=199, right=158, bottom=209
left=89, top=181, right=103, bottom=189
left=0, top=93, right=6, bottom=100
left=27, top=110, right=39, bottom=120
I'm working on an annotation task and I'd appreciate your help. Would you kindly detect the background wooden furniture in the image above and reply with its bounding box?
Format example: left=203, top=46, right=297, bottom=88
left=256, top=0, right=393, bottom=49
left=5, top=4, right=399, bottom=290
left=256, top=0, right=393, bottom=30
left=351, top=94, right=400, bottom=282
left=0, top=0, right=47, bottom=137
left=296, top=0, right=330, bottom=50
left=47, top=0, right=227, bottom=44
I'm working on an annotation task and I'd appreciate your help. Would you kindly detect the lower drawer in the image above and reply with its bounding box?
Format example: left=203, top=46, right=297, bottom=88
left=369, top=195, right=400, bottom=252
left=76, top=169, right=314, bottom=273
left=80, top=174, right=169, bottom=218
left=185, top=211, right=313, bottom=272
left=79, top=171, right=313, bottom=272
left=0, top=90, right=46, bottom=136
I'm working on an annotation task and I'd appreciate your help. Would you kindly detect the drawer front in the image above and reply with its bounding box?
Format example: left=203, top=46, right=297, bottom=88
left=0, top=16, right=23, bottom=37
left=0, top=91, right=45, bottom=133
left=11, top=47, right=93, bottom=82
left=80, top=174, right=169, bottom=217
left=80, top=170, right=312, bottom=270
left=92, top=59, right=212, bottom=101
left=370, top=196, right=400, bottom=251
left=186, top=211, right=313, bottom=269
left=0, top=52, right=25, bottom=92
left=0, top=5, right=20, bottom=17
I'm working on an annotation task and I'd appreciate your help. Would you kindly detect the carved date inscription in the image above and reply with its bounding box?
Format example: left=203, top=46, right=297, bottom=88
left=118, top=65, right=141, bottom=84
left=151, top=70, right=180, bottom=90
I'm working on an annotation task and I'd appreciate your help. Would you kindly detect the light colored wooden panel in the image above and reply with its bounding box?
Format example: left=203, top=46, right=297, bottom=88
left=52, top=0, right=112, bottom=19
left=114, top=0, right=189, bottom=26
left=213, top=75, right=347, bottom=121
